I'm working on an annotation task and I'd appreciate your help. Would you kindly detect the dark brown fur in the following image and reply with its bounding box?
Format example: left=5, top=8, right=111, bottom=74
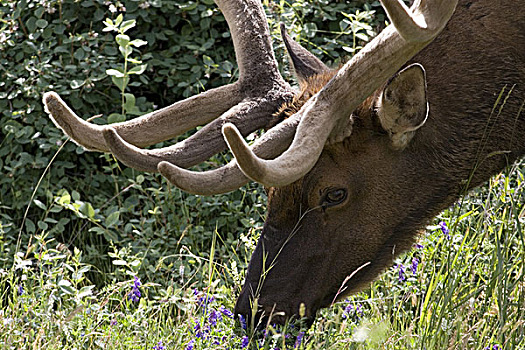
left=235, top=0, right=525, bottom=324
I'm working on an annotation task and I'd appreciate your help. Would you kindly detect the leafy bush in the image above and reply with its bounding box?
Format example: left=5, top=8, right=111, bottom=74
left=0, top=0, right=382, bottom=285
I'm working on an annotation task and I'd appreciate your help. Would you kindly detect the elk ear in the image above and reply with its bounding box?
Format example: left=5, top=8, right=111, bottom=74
left=376, top=63, right=428, bottom=150
left=280, top=23, right=330, bottom=83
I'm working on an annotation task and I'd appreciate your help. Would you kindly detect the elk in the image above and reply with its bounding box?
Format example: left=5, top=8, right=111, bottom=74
left=43, top=0, right=525, bottom=325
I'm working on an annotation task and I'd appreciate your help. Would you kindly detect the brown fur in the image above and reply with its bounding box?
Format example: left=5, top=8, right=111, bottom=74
left=235, top=0, right=525, bottom=324
left=276, top=71, right=338, bottom=120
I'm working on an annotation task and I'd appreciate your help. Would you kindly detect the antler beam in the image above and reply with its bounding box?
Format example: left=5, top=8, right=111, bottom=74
left=224, top=0, right=458, bottom=187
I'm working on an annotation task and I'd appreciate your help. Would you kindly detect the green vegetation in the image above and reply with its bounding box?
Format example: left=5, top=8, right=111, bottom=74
left=1, top=0, right=523, bottom=349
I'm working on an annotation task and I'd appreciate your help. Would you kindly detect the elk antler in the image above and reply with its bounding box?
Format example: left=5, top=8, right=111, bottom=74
left=43, top=0, right=295, bottom=172
left=222, top=0, right=458, bottom=187
left=157, top=113, right=300, bottom=195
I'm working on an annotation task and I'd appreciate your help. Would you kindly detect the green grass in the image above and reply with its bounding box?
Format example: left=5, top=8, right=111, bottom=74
left=1, top=158, right=524, bottom=349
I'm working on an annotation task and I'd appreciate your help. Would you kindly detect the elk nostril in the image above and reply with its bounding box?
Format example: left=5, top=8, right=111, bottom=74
left=234, top=292, right=252, bottom=323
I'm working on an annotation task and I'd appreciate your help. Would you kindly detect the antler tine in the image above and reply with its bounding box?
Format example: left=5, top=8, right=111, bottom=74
left=159, top=161, right=249, bottom=196
left=43, top=85, right=240, bottom=151
left=381, top=0, right=458, bottom=42
left=44, top=0, right=293, bottom=157
left=225, top=0, right=458, bottom=187
left=102, top=98, right=288, bottom=172
left=158, top=114, right=300, bottom=195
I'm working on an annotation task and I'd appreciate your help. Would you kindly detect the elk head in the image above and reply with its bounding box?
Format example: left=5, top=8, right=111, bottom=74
left=43, top=0, right=459, bottom=325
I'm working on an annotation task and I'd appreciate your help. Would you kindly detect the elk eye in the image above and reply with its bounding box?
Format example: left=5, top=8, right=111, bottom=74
left=323, top=188, right=347, bottom=208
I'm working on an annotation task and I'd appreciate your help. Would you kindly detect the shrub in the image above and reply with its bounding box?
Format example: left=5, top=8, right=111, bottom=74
left=0, top=0, right=381, bottom=286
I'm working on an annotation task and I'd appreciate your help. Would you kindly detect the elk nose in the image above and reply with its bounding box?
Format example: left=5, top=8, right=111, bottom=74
left=234, top=288, right=254, bottom=326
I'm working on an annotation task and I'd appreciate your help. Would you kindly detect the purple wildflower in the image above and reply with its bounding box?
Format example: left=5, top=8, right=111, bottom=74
left=220, top=306, right=234, bottom=318
left=397, top=263, right=406, bottom=282
left=110, top=319, right=118, bottom=326
left=343, top=303, right=353, bottom=319
left=294, top=331, right=305, bottom=349
left=439, top=221, right=451, bottom=240
left=241, top=336, right=249, bottom=348
left=484, top=346, right=502, bottom=350
left=342, top=301, right=364, bottom=319
left=212, top=336, right=221, bottom=345
left=238, top=314, right=247, bottom=330
left=152, top=341, right=166, bottom=350
left=185, top=339, right=195, bottom=350
left=415, top=243, right=424, bottom=249
left=411, top=258, right=419, bottom=275
left=18, top=284, right=23, bottom=296
left=208, top=309, right=221, bottom=326
left=194, top=289, right=215, bottom=308
left=355, top=303, right=364, bottom=317
left=194, top=321, right=204, bottom=339
left=128, top=276, right=141, bottom=302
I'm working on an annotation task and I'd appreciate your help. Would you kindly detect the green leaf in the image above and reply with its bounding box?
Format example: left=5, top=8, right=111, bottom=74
left=79, top=202, right=95, bottom=219
left=73, top=48, right=85, bottom=60
left=94, top=8, right=105, bottom=21
left=127, top=64, right=147, bottom=75
left=119, top=45, right=133, bottom=58
left=123, top=93, right=136, bottom=112
left=57, top=192, right=71, bottom=205
left=35, top=19, right=48, bottom=29
left=25, top=218, right=36, bottom=233
left=115, top=14, right=123, bottom=27
left=77, top=286, right=94, bottom=299
left=70, top=79, right=85, bottom=89
left=107, top=113, right=126, bottom=124
left=127, top=57, right=143, bottom=64
left=104, top=46, right=119, bottom=55
left=203, top=55, right=214, bottom=66
left=116, top=34, right=130, bottom=47
left=120, top=19, right=136, bottom=33
left=129, top=39, right=147, bottom=47
left=112, top=260, right=128, bottom=266
left=106, top=68, right=125, bottom=78
left=103, top=229, right=119, bottom=242
left=37, top=220, right=48, bottom=230
left=26, top=17, right=37, bottom=32
left=105, top=211, right=120, bottom=227
left=58, top=279, right=72, bottom=287
left=303, top=22, right=318, bottom=38
left=180, top=2, right=198, bottom=11
left=111, top=76, right=129, bottom=92
left=58, top=279, right=76, bottom=294
left=54, top=24, right=66, bottom=34
left=33, top=199, right=47, bottom=210
left=34, top=7, right=45, bottom=18
left=80, top=0, right=94, bottom=7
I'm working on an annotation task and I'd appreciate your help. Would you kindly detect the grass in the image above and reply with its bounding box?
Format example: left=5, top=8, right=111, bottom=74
left=1, top=157, right=524, bottom=349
